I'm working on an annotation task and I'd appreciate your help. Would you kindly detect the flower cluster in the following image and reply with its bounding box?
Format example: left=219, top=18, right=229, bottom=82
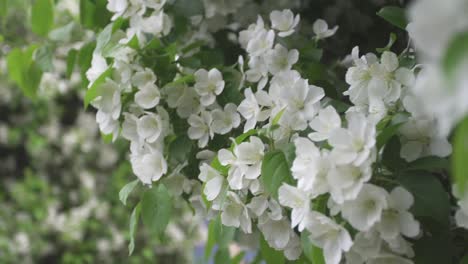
left=84, top=1, right=468, bottom=263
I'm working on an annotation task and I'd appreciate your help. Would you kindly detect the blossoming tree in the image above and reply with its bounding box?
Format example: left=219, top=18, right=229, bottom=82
left=6, top=0, right=468, bottom=263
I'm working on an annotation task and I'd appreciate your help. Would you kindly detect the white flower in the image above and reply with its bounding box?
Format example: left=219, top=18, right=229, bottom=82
left=278, top=183, right=310, bottom=230
left=291, top=137, right=330, bottom=196
left=135, top=83, right=161, bottom=109
left=258, top=216, right=293, bottom=249
left=313, top=19, right=338, bottom=40
left=131, top=68, right=156, bottom=87
left=218, top=136, right=264, bottom=190
left=137, top=113, right=163, bottom=143
left=194, top=68, right=225, bottom=106
left=328, top=161, right=372, bottom=204
left=165, top=84, right=201, bottom=118
left=399, top=117, right=452, bottom=162
left=211, top=103, right=241, bottom=135
left=329, top=111, right=376, bottom=166
left=107, top=0, right=128, bottom=19
left=237, top=88, right=271, bottom=132
left=199, top=163, right=224, bottom=201
left=122, top=113, right=140, bottom=142
left=270, top=9, right=300, bottom=37
left=246, top=29, right=275, bottom=57
left=131, top=150, right=167, bottom=184
left=86, top=53, right=108, bottom=85
left=308, top=105, right=341, bottom=142
left=239, top=16, right=266, bottom=49
left=377, top=187, right=420, bottom=240
left=188, top=111, right=213, bottom=148
left=304, top=211, right=353, bottom=264
left=341, top=184, right=388, bottom=231
left=265, top=44, right=299, bottom=75
left=221, top=192, right=251, bottom=233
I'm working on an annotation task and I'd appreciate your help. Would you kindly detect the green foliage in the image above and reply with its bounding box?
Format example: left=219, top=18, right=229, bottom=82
left=119, top=180, right=140, bottom=206
left=34, top=45, right=54, bottom=72
left=443, top=31, right=468, bottom=81
left=205, top=215, right=235, bottom=259
left=377, top=6, right=408, bottom=30
left=453, top=116, right=468, bottom=193
left=6, top=45, right=43, bottom=99
left=172, top=0, right=204, bottom=17
left=301, top=232, right=324, bottom=264
left=31, top=0, right=54, bottom=37
left=128, top=203, right=141, bottom=255
left=261, top=149, right=293, bottom=198
left=79, top=0, right=112, bottom=29
left=140, top=184, right=172, bottom=236
left=168, top=135, right=194, bottom=164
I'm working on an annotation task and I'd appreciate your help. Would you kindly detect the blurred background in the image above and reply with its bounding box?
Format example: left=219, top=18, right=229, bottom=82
left=0, top=0, right=408, bottom=263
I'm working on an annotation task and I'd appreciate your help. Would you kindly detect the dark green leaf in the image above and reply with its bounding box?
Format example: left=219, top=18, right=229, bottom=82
left=405, top=156, right=449, bottom=172
left=119, top=179, right=139, bottom=206
left=140, top=184, right=172, bottom=235
left=381, top=136, right=407, bottom=172
left=260, top=235, right=285, bottom=264
left=453, top=116, right=468, bottom=194
left=168, top=135, right=193, bottom=163
left=66, top=49, right=78, bottom=78
left=231, top=252, right=245, bottom=264
left=261, top=149, right=293, bottom=198
left=172, top=0, right=204, bottom=17
left=128, top=203, right=141, bottom=255
left=31, top=0, right=54, bottom=37
left=377, top=6, right=408, bottom=30
left=397, top=172, right=450, bottom=227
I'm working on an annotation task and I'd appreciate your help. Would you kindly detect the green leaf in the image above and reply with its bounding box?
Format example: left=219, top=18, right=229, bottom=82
left=172, top=0, right=204, bottom=17
left=6, top=46, right=42, bottom=99
left=168, top=135, right=193, bottom=163
left=377, top=6, right=408, bottom=30
left=405, top=156, right=449, bottom=172
left=84, top=66, right=113, bottom=108
left=205, top=215, right=235, bottom=259
left=443, top=31, right=468, bottom=82
left=31, top=0, right=54, bottom=37
left=78, top=41, right=96, bottom=87
left=397, top=172, right=450, bottom=227
left=376, top=121, right=404, bottom=150
left=231, top=252, right=245, bottom=264
left=66, top=49, right=78, bottom=78
left=79, top=0, right=112, bottom=29
left=381, top=136, right=406, bottom=172
left=214, top=247, right=231, bottom=264
left=260, top=235, right=285, bottom=264
left=453, top=116, right=468, bottom=194
left=119, top=179, right=139, bottom=206
left=128, top=203, right=141, bottom=256
left=95, top=23, right=113, bottom=53
left=272, top=108, right=286, bottom=126
left=301, top=232, right=325, bottom=264
left=140, top=184, right=172, bottom=235
left=49, top=22, right=76, bottom=42
left=261, top=149, right=293, bottom=199
left=376, top=32, right=397, bottom=53
left=34, top=45, right=54, bottom=72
